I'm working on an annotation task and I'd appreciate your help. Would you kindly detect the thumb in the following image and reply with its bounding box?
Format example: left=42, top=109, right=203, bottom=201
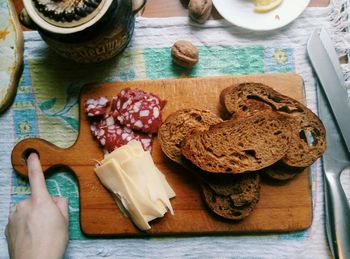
left=52, top=197, right=69, bottom=222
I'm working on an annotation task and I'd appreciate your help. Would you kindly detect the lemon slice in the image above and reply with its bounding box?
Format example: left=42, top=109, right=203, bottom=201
left=253, top=0, right=283, bottom=13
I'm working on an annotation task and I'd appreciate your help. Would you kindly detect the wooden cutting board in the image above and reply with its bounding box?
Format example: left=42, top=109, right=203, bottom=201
left=11, top=72, right=312, bottom=236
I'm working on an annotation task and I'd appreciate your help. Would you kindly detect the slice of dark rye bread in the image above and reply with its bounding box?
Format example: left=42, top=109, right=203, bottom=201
left=181, top=111, right=292, bottom=174
left=220, top=82, right=326, bottom=168
left=201, top=172, right=260, bottom=220
left=230, top=101, right=303, bottom=181
left=263, top=161, right=305, bottom=181
left=184, top=154, right=261, bottom=220
left=201, top=172, right=260, bottom=207
left=159, top=109, right=261, bottom=220
left=158, top=108, right=223, bottom=164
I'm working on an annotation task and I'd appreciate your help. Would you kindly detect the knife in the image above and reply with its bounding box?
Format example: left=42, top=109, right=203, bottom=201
left=307, top=29, right=350, bottom=259
left=308, top=30, right=350, bottom=154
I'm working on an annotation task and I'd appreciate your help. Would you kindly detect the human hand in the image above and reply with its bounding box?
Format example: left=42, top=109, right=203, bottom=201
left=6, top=153, right=69, bottom=259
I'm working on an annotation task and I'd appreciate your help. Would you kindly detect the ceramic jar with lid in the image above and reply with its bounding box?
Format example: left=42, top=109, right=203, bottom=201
left=20, top=0, right=146, bottom=63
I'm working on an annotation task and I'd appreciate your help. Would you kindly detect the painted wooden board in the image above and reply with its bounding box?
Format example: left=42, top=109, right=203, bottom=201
left=0, top=0, right=23, bottom=113
left=11, top=73, right=312, bottom=236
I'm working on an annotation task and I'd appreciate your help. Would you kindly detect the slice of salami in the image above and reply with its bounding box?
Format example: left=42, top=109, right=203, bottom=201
left=111, top=88, right=166, bottom=111
left=85, top=97, right=110, bottom=117
left=90, top=122, right=100, bottom=137
left=111, top=88, right=165, bottom=133
left=89, top=112, right=116, bottom=137
left=90, top=111, right=153, bottom=152
left=103, top=125, right=153, bottom=152
left=136, top=133, right=153, bottom=151
left=103, top=124, right=133, bottom=152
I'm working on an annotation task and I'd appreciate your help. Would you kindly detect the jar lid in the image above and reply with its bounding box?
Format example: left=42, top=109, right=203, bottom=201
left=23, top=0, right=113, bottom=33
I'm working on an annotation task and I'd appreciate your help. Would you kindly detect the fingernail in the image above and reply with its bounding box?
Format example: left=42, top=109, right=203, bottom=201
left=28, top=152, right=38, bottom=160
left=23, top=149, right=39, bottom=162
left=23, top=152, right=38, bottom=166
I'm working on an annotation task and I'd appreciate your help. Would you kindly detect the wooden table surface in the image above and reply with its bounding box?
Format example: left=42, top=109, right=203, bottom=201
left=142, top=0, right=330, bottom=17
left=14, top=0, right=330, bottom=22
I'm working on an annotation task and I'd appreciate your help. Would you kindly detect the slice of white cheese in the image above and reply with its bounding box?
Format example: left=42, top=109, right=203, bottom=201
left=120, top=151, right=174, bottom=215
left=95, top=160, right=151, bottom=230
left=117, top=165, right=167, bottom=220
left=97, top=160, right=166, bottom=217
left=156, top=168, right=176, bottom=199
left=127, top=140, right=176, bottom=199
left=143, top=152, right=175, bottom=214
left=127, top=140, right=144, bottom=156
left=102, top=145, right=132, bottom=164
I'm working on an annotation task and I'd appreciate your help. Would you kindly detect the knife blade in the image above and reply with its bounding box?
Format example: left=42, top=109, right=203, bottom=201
left=316, top=28, right=350, bottom=172
left=308, top=29, right=350, bottom=259
left=319, top=28, right=345, bottom=86
left=307, top=30, right=350, bottom=156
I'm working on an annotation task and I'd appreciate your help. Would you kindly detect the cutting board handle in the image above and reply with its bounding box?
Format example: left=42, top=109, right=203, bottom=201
left=11, top=138, right=70, bottom=177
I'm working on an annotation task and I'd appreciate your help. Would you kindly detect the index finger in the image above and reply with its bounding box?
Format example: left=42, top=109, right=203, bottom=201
left=27, top=152, right=50, bottom=201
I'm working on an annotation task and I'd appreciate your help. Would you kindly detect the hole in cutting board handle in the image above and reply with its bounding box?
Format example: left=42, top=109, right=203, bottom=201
left=22, top=148, right=40, bottom=162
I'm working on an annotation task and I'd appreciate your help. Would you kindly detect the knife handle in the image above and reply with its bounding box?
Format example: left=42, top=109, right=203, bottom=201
left=324, top=167, right=350, bottom=259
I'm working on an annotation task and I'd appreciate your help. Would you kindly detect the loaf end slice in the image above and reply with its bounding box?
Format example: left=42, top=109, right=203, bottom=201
left=159, top=108, right=222, bottom=164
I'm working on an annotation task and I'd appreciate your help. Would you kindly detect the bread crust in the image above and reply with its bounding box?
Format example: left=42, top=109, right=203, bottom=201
left=158, top=108, right=222, bottom=164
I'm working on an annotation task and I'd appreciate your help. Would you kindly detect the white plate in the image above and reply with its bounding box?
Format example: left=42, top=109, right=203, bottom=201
left=213, top=0, right=310, bottom=31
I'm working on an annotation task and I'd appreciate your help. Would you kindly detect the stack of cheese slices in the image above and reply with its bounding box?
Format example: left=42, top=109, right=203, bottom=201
left=159, top=82, right=326, bottom=220
left=95, top=140, right=175, bottom=231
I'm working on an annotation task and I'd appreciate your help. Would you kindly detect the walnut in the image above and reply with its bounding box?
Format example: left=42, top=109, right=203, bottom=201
left=171, top=40, right=199, bottom=68
left=188, top=0, right=212, bottom=24
left=180, top=0, right=190, bottom=7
